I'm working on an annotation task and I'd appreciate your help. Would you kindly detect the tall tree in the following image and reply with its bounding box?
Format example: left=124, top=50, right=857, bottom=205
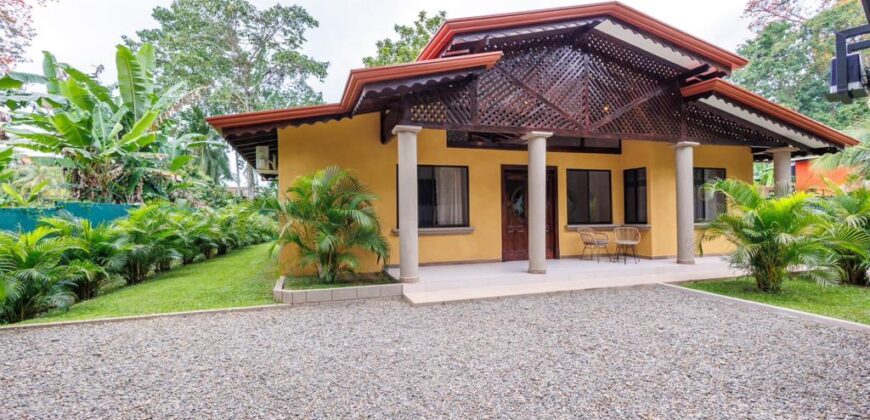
left=743, top=0, right=833, bottom=31
left=362, top=11, right=446, bottom=67
left=128, top=0, right=328, bottom=191
left=128, top=0, right=327, bottom=115
left=732, top=0, right=868, bottom=129
left=0, top=0, right=52, bottom=72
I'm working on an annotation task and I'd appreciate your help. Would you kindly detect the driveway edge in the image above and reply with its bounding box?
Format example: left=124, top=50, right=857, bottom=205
left=660, top=282, right=869, bottom=332
left=0, top=303, right=289, bottom=332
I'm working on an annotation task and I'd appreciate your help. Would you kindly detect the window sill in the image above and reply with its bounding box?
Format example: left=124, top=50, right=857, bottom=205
left=694, top=223, right=712, bottom=229
left=390, top=227, right=475, bottom=236
left=564, top=224, right=651, bottom=231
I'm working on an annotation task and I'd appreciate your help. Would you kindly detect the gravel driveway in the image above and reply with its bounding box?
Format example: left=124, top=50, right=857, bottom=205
left=2, top=286, right=868, bottom=418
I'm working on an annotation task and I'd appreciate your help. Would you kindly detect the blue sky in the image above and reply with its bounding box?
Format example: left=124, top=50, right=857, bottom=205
left=20, top=0, right=755, bottom=103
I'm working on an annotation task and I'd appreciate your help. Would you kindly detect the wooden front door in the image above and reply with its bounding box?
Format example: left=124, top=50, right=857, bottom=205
left=501, top=166, right=558, bottom=261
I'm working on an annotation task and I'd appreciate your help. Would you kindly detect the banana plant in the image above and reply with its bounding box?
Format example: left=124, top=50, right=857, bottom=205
left=0, top=45, right=192, bottom=203
left=0, top=181, right=49, bottom=207
left=0, top=148, right=13, bottom=183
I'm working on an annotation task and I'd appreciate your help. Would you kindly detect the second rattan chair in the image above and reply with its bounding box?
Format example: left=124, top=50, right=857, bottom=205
left=613, top=227, right=641, bottom=264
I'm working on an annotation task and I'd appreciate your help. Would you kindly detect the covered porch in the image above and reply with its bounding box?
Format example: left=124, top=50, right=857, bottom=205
left=390, top=256, right=741, bottom=305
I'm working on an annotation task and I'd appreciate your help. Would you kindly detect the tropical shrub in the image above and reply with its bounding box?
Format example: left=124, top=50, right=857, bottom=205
left=0, top=199, right=276, bottom=324
left=704, top=179, right=869, bottom=292
left=114, top=203, right=183, bottom=282
left=818, top=186, right=870, bottom=286
left=39, top=213, right=127, bottom=300
left=0, top=227, right=77, bottom=323
left=267, top=166, right=389, bottom=283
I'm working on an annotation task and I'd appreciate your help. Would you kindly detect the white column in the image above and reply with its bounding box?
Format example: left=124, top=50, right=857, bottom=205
left=770, top=147, right=797, bottom=196
left=674, top=141, right=699, bottom=265
left=522, top=131, right=553, bottom=274
left=394, top=125, right=422, bottom=283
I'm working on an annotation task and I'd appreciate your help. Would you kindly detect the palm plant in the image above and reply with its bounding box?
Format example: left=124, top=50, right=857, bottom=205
left=39, top=213, right=127, bottom=299
left=267, top=166, right=389, bottom=283
left=0, top=227, right=77, bottom=323
left=818, top=186, right=870, bottom=286
left=114, top=203, right=181, bottom=283
left=167, top=203, right=219, bottom=263
left=0, top=46, right=192, bottom=203
left=703, top=179, right=868, bottom=292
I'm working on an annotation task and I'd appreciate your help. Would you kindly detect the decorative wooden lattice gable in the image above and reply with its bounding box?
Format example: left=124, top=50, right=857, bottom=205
left=394, top=28, right=791, bottom=150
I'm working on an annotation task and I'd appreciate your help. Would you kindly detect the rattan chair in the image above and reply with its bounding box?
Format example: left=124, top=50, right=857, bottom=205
left=578, top=228, right=611, bottom=263
left=613, top=227, right=641, bottom=264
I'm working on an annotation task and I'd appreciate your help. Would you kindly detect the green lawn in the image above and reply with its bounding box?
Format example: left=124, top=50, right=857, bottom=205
left=21, top=243, right=278, bottom=325
left=684, top=277, right=870, bottom=325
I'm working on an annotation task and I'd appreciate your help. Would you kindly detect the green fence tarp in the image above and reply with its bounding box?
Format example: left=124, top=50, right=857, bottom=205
left=0, top=202, right=136, bottom=232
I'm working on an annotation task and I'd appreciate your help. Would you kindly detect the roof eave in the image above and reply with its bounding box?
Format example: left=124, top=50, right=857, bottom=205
left=417, top=1, right=748, bottom=71
left=681, top=79, right=860, bottom=148
left=207, top=52, right=503, bottom=131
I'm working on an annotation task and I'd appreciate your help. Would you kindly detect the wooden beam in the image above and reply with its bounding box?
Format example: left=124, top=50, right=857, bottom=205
left=494, top=66, right=583, bottom=129
left=587, top=83, right=675, bottom=131
left=380, top=105, right=401, bottom=144
left=587, top=65, right=708, bottom=132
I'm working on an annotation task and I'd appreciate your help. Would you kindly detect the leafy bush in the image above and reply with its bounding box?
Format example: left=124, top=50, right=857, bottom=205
left=266, top=166, right=389, bottom=283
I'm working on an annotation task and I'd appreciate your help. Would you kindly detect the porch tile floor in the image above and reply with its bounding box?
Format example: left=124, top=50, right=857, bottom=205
left=390, top=256, right=742, bottom=305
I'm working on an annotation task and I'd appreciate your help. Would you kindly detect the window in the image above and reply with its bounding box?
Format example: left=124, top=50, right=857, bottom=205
left=624, top=168, right=647, bottom=224
left=401, top=166, right=469, bottom=228
left=694, top=168, right=726, bottom=222
left=567, top=170, right=612, bottom=224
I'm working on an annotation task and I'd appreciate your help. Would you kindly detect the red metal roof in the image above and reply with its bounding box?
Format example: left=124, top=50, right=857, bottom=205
left=207, top=52, right=503, bottom=130
left=417, top=1, right=748, bottom=71
left=681, top=79, right=860, bottom=147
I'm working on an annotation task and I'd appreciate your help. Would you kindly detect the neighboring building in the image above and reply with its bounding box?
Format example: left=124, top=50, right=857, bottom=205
left=208, top=3, right=859, bottom=281
left=793, top=157, right=854, bottom=192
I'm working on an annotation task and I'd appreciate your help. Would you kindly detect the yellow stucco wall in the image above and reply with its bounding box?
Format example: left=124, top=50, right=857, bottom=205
left=277, top=112, right=752, bottom=274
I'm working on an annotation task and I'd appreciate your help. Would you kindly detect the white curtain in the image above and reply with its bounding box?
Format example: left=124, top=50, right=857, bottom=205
left=435, top=167, right=465, bottom=225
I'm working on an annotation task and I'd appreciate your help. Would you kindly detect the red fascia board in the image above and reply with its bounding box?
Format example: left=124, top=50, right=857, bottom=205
left=207, top=52, right=503, bottom=130
left=681, top=79, right=859, bottom=147
left=418, top=1, right=748, bottom=71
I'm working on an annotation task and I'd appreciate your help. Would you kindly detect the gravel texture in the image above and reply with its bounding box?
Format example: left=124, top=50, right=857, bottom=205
left=1, top=286, right=868, bottom=419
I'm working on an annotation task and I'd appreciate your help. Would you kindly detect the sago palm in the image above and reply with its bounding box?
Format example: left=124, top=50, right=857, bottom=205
left=268, top=166, right=389, bottom=283
left=0, top=227, right=78, bottom=323
left=704, top=179, right=868, bottom=292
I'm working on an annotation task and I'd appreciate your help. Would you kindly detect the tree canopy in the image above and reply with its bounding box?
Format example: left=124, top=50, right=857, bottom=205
left=127, top=0, right=328, bottom=115
left=732, top=0, right=868, bottom=129
left=362, top=11, right=446, bottom=67
left=0, top=0, right=53, bottom=72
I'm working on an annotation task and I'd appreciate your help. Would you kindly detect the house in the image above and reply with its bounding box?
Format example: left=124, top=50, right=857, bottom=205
left=207, top=2, right=859, bottom=283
